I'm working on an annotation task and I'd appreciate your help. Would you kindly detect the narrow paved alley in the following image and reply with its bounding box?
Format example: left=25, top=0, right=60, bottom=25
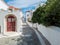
left=17, top=24, right=41, bottom=45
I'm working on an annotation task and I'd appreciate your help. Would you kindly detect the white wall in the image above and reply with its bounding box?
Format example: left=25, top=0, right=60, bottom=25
left=27, top=22, right=60, bottom=45
left=38, top=24, right=60, bottom=45
left=0, top=0, right=8, bottom=10
left=0, top=10, right=22, bottom=34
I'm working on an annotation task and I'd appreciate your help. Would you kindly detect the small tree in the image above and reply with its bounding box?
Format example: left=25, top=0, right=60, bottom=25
left=32, top=0, right=60, bottom=27
left=32, top=6, right=45, bottom=24
left=43, top=0, right=60, bottom=27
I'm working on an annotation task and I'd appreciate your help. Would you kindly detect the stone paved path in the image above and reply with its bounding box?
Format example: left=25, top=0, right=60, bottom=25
left=17, top=24, right=41, bottom=45
left=0, top=24, right=41, bottom=45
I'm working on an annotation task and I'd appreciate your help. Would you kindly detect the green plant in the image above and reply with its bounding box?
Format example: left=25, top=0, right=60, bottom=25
left=32, top=0, right=60, bottom=27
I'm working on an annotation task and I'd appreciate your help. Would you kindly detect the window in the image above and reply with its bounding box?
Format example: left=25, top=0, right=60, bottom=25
left=8, top=9, right=13, bottom=12
left=12, top=18, right=15, bottom=22
left=8, top=18, right=11, bottom=22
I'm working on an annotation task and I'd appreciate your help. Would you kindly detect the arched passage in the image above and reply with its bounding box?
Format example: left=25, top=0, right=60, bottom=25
left=6, top=14, right=17, bottom=32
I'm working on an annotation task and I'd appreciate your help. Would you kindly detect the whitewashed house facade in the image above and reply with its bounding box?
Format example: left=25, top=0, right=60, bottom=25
left=0, top=6, right=23, bottom=34
left=26, top=10, right=35, bottom=22
left=0, top=1, right=23, bottom=35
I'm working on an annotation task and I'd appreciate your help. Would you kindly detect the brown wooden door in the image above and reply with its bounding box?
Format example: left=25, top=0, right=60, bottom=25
left=7, top=16, right=16, bottom=32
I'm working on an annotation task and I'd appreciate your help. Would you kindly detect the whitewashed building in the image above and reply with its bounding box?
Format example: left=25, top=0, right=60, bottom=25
left=0, top=0, right=8, bottom=10
left=0, top=0, right=23, bottom=35
left=26, top=10, right=34, bottom=22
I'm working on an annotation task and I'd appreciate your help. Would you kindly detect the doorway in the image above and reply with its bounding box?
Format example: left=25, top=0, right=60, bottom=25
left=6, top=15, right=16, bottom=32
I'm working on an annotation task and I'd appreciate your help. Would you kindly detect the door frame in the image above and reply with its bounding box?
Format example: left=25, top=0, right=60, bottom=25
left=5, top=14, right=17, bottom=32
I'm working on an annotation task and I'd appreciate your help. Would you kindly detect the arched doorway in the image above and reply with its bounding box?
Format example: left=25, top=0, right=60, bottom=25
left=6, top=15, right=16, bottom=32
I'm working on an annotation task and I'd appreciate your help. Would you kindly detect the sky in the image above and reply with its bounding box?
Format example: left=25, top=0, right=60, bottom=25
left=4, top=0, right=47, bottom=12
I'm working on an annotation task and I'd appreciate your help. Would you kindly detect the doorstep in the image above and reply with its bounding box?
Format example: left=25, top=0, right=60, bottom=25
left=0, top=32, right=22, bottom=38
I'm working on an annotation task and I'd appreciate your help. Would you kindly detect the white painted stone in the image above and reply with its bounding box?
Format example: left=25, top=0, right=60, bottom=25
left=38, top=25, right=60, bottom=45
